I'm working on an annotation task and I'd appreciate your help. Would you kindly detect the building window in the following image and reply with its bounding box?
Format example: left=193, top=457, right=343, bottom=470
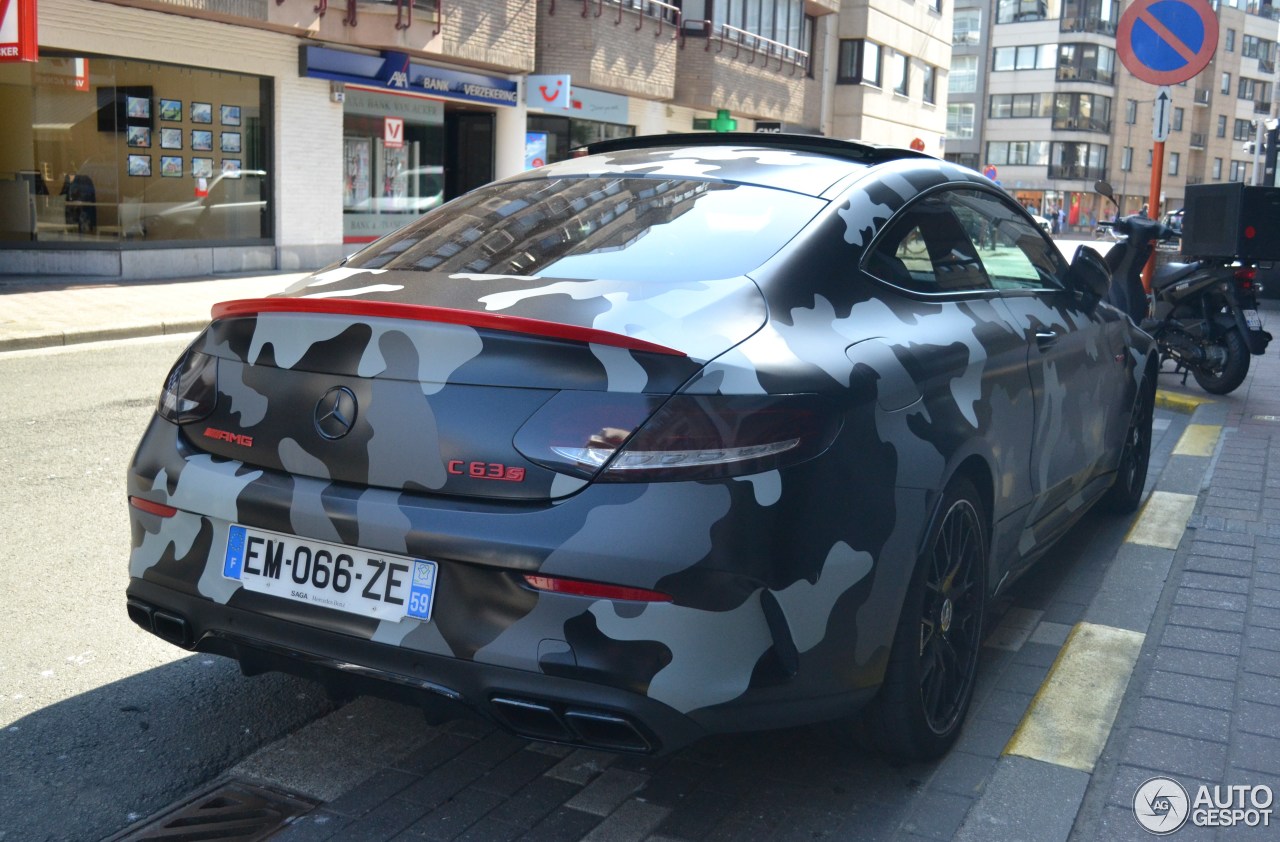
left=1230, top=160, right=1248, bottom=181
left=1238, top=77, right=1272, bottom=103
left=1061, top=0, right=1119, bottom=35
left=1213, top=157, right=1223, bottom=179
left=1169, top=151, right=1180, bottom=175
left=0, top=51, right=271, bottom=246
left=1057, top=42, right=1116, bottom=83
left=1227, top=29, right=1236, bottom=52
left=1173, top=107, right=1184, bottom=131
left=1218, top=114, right=1228, bottom=137
left=951, top=55, right=978, bottom=93
left=984, top=140, right=1050, bottom=166
left=706, top=0, right=810, bottom=54
left=1147, top=149, right=1153, bottom=168
left=1121, top=146, right=1133, bottom=171
left=1243, top=35, right=1275, bottom=63
left=1049, top=141, right=1107, bottom=180
left=923, top=65, right=937, bottom=104
left=1222, top=72, right=1232, bottom=94
left=953, top=9, right=982, bottom=44
left=893, top=52, right=910, bottom=96
left=838, top=40, right=883, bottom=86
left=1235, top=118, right=1254, bottom=141
left=989, top=93, right=1052, bottom=118
left=1052, top=92, right=1112, bottom=132
left=1125, top=99, right=1137, bottom=124
left=947, top=103, right=976, bottom=138
left=996, top=0, right=1059, bottom=24
left=993, top=44, right=1057, bottom=71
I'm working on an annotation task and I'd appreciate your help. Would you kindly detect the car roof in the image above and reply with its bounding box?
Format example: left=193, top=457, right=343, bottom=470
left=530, top=133, right=936, bottom=198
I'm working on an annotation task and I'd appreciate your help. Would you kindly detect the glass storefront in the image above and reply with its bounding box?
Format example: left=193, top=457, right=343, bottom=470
left=0, top=52, right=269, bottom=245
left=342, top=88, right=445, bottom=244
left=525, top=114, right=634, bottom=165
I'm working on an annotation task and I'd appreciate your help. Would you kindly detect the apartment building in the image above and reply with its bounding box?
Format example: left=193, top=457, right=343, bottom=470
left=0, top=0, right=945, bottom=279
left=946, top=0, right=1280, bottom=233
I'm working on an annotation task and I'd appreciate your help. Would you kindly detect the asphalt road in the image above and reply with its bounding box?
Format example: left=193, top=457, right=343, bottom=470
left=0, top=336, right=334, bottom=842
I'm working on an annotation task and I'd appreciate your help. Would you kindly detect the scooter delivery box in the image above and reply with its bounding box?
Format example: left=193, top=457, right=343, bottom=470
left=1181, top=183, right=1280, bottom=262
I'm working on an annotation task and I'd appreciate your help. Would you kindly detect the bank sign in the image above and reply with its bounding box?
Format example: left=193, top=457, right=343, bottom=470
left=301, top=46, right=517, bottom=107
left=0, top=0, right=38, bottom=63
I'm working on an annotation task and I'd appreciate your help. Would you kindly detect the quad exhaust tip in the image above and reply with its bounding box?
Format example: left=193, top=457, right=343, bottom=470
left=490, top=696, right=654, bottom=753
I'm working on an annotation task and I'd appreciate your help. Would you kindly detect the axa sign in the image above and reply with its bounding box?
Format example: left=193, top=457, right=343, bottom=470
left=0, top=0, right=38, bottom=63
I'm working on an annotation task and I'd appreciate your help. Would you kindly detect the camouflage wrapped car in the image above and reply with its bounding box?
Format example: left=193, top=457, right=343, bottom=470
left=126, top=134, right=1157, bottom=759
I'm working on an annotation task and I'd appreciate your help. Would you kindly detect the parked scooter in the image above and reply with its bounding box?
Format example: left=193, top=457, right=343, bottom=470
left=1097, top=181, right=1272, bottom=395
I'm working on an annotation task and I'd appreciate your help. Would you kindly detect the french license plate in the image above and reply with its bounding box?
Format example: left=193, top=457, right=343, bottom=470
left=1244, top=309, right=1262, bottom=330
left=223, top=525, right=437, bottom=623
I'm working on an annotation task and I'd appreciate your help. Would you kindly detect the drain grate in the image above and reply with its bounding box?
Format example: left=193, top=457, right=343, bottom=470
left=107, top=779, right=317, bottom=841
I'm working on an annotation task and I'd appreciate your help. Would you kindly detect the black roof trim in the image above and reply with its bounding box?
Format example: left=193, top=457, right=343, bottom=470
left=584, top=132, right=934, bottom=164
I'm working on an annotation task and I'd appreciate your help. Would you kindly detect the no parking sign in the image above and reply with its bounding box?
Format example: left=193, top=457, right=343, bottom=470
left=1116, top=0, right=1218, bottom=85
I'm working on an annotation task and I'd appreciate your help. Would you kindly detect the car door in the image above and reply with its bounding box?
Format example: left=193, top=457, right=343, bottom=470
left=946, top=189, right=1131, bottom=544
left=859, top=191, right=1040, bottom=535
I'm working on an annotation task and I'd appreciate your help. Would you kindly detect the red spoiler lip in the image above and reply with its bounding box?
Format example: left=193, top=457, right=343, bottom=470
left=211, top=298, right=687, bottom=357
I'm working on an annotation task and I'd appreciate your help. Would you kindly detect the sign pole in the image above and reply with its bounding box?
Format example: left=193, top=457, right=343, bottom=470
left=1143, top=140, right=1164, bottom=294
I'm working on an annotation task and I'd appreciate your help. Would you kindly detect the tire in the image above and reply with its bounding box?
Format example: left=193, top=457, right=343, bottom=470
left=1192, top=327, right=1250, bottom=395
left=859, top=478, right=987, bottom=761
left=1101, top=376, right=1155, bottom=514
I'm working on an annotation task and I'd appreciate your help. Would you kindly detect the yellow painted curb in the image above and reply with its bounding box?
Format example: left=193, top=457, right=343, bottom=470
left=1172, top=423, right=1222, bottom=457
left=1004, top=622, right=1145, bottom=772
left=1155, top=389, right=1213, bottom=413
left=1125, top=490, right=1199, bottom=549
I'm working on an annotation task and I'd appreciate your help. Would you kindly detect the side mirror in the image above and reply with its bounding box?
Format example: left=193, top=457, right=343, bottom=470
left=1094, top=180, right=1115, bottom=203
left=1064, top=245, right=1110, bottom=308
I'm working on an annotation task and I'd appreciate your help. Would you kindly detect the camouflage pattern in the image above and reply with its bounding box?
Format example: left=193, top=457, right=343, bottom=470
left=127, top=137, right=1156, bottom=752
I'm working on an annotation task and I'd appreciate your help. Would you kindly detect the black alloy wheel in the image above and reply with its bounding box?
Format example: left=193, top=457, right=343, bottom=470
left=858, top=478, right=987, bottom=760
left=1101, top=377, right=1155, bottom=514
left=918, top=494, right=985, bottom=736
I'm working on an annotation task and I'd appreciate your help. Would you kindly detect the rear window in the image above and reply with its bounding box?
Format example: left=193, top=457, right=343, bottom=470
left=346, top=177, right=823, bottom=282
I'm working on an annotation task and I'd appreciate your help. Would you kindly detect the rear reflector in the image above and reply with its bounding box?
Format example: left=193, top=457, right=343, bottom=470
left=130, top=496, right=178, bottom=518
left=212, top=298, right=685, bottom=357
left=523, top=574, right=672, bottom=603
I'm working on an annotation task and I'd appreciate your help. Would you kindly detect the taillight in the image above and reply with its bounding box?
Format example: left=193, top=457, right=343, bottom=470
left=1234, top=267, right=1257, bottom=292
left=522, top=574, right=672, bottom=603
left=515, top=392, right=841, bottom=482
left=158, top=349, right=217, bottom=424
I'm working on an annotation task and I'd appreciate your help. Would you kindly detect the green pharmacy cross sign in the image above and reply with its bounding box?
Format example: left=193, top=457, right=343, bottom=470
left=694, top=109, right=739, bottom=132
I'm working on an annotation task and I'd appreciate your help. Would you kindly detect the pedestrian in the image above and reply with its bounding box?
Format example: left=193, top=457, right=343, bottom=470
left=1139, top=203, right=1149, bottom=218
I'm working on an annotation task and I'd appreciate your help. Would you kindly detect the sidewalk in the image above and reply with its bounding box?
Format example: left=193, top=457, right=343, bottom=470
left=0, top=271, right=308, bottom=352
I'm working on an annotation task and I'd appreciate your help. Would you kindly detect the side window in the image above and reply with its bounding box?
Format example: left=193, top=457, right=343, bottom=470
left=864, top=195, right=993, bottom=294
left=945, top=189, right=1068, bottom=291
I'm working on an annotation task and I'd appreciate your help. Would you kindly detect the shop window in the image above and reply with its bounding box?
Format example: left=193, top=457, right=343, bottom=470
left=1, top=52, right=269, bottom=245
left=341, top=88, right=446, bottom=244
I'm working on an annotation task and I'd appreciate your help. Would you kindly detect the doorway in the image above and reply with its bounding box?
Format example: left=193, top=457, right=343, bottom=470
left=444, top=110, right=494, bottom=200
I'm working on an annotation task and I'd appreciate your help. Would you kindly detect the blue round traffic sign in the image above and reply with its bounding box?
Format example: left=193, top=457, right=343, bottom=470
left=1117, top=0, right=1218, bottom=86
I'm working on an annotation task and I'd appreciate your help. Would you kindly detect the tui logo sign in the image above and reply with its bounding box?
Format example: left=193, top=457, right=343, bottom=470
left=0, top=0, right=38, bottom=63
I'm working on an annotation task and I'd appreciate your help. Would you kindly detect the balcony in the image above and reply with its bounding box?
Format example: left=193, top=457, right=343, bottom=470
left=1060, top=16, right=1117, bottom=35
left=1194, top=88, right=1211, bottom=105
left=1048, top=163, right=1107, bottom=181
left=539, top=0, right=681, bottom=99
left=673, top=22, right=816, bottom=123
left=1256, top=100, right=1273, bottom=114
left=1056, top=67, right=1115, bottom=85
left=1052, top=116, right=1112, bottom=133
left=1190, top=132, right=1207, bottom=148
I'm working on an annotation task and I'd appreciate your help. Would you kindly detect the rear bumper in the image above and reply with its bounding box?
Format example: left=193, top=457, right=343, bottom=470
left=125, top=577, right=874, bottom=754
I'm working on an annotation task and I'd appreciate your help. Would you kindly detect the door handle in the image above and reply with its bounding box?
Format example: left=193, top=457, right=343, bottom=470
left=1035, top=330, right=1059, bottom=350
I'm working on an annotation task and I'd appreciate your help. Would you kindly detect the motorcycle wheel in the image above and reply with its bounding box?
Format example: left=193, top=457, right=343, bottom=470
left=1192, top=327, right=1250, bottom=395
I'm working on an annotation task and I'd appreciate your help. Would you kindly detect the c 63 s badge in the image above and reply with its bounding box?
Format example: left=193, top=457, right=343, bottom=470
left=447, top=460, right=526, bottom=482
